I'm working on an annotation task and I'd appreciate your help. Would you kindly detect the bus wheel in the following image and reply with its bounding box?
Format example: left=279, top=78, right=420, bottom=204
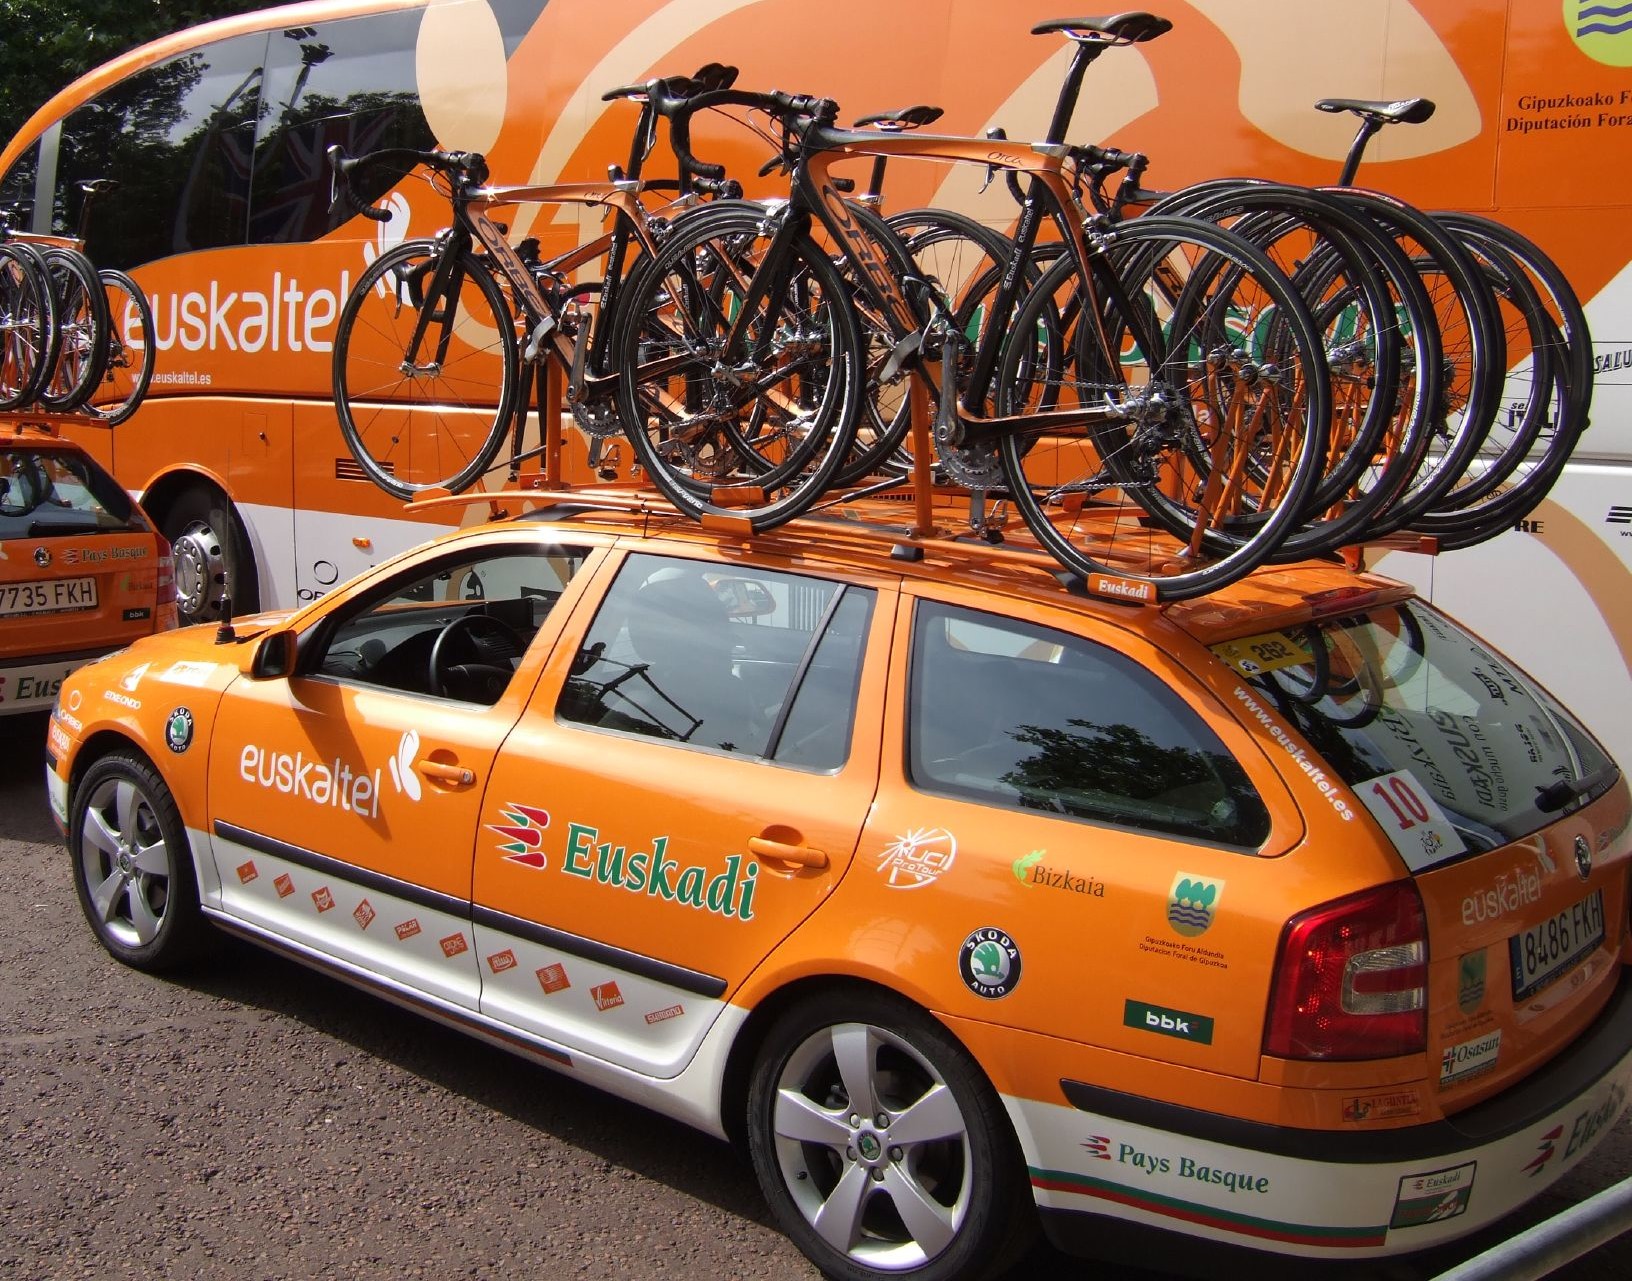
left=162, top=487, right=257, bottom=625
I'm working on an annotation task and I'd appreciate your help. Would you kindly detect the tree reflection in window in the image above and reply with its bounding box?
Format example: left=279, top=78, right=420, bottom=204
left=908, top=601, right=1269, bottom=849
left=998, top=719, right=1268, bottom=846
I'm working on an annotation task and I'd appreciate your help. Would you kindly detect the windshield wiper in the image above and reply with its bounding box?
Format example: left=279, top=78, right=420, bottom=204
left=1535, top=765, right=1620, bottom=814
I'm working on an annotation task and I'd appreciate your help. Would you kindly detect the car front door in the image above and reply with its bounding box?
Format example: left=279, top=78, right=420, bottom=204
left=471, top=548, right=894, bottom=1075
left=206, top=535, right=605, bottom=1010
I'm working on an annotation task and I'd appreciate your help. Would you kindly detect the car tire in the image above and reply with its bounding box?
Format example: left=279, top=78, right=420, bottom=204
left=746, top=989, right=1036, bottom=1281
left=162, top=486, right=258, bottom=624
left=69, top=752, right=211, bottom=971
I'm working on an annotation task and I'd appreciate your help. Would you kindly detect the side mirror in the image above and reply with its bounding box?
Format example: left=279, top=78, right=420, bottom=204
left=709, top=575, right=777, bottom=618
left=250, top=630, right=297, bottom=679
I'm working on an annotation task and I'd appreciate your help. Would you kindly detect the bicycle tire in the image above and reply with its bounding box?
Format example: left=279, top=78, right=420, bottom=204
left=1151, top=181, right=1445, bottom=556
left=995, top=217, right=1328, bottom=600
left=1411, top=212, right=1591, bottom=537
left=36, top=246, right=110, bottom=411
left=1318, top=187, right=1506, bottom=531
left=612, top=202, right=863, bottom=529
left=333, top=238, right=519, bottom=499
left=0, top=243, right=58, bottom=410
left=1104, top=216, right=1332, bottom=556
left=83, top=268, right=156, bottom=426
left=825, top=201, right=930, bottom=487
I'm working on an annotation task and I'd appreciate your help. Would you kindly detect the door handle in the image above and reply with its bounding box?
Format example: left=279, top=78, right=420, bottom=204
left=418, top=760, right=476, bottom=786
left=748, top=837, right=828, bottom=869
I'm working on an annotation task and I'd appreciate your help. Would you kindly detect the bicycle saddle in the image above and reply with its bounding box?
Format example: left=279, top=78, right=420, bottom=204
left=1032, top=13, right=1173, bottom=44
left=1315, top=97, right=1437, bottom=125
left=852, top=105, right=944, bottom=131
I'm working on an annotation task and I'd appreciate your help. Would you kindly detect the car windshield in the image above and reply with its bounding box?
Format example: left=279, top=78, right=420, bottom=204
left=0, top=447, right=137, bottom=537
left=1221, top=600, right=1616, bottom=862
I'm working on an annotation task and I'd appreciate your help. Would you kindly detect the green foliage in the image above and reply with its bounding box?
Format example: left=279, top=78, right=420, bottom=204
left=0, top=0, right=273, bottom=142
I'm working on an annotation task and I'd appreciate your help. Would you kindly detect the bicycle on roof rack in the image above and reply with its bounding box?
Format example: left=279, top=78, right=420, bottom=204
left=622, top=14, right=1333, bottom=601
left=326, top=63, right=749, bottom=501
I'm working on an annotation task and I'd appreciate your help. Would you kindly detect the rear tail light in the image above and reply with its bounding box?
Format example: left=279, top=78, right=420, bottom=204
left=154, top=532, right=178, bottom=630
left=1264, top=881, right=1428, bottom=1060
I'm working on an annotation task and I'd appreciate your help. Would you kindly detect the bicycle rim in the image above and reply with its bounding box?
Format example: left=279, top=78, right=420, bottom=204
left=333, top=238, right=519, bottom=499
left=614, top=203, right=862, bottom=529
left=83, top=269, right=155, bottom=426
left=0, top=244, right=56, bottom=410
left=37, top=247, right=110, bottom=411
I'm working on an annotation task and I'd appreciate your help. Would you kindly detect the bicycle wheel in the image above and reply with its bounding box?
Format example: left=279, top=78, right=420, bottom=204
left=37, top=246, right=110, bottom=411
left=333, top=238, right=519, bottom=499
left=822, top=201, right=929, bottom=487
left=996, top=217, right=1329, bottom=601
left=0, top=243, right=57, bottom=410
left=83, top=269, right=155, bottom=425
left=1411, top=212, right=1591, bottom=541
left=1319, top=188, right=1505, bottom=530
left=1153, top=181, right=1441, bottom=556
left=612, top=202, right=863, bottom=529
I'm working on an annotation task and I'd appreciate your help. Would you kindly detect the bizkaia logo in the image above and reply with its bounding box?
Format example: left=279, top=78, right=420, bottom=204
left=239, top=730, right=423, bottom=817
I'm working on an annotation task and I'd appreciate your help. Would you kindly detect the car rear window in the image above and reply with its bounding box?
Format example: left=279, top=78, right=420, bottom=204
left=1220, top=601, right=1616, bottom=861
left=908, top=601, right=1271, bottom=848
left=0, top=447, right=137, bottom=537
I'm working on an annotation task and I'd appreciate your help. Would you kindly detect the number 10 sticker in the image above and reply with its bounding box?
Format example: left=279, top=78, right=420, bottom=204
left=1357, top=769, right=1466, bottom=872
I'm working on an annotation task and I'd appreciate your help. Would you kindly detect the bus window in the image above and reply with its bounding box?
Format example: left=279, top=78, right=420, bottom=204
left=0, top=137, right=35, bottom=229
left=54, top=31, right=268, bottom=268
left=250, top=11, right=432, bottom=247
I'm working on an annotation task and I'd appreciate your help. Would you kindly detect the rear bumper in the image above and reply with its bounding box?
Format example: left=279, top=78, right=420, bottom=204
left=1017, top=971, right=1632, bottom=1260
left=0, top=645, right=122, bottom=716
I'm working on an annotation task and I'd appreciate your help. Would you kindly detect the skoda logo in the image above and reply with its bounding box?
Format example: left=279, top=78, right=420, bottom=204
left=33, top=547, right=50, bottom=568
left=1574, top=835, right=1593, bottom=881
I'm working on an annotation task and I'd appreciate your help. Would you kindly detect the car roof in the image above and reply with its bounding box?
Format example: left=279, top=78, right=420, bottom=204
left=434, top=487, right=1416, bottom=650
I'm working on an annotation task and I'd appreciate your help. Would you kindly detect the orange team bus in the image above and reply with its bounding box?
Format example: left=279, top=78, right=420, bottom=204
left=0, top=0, right=1628, bottom=755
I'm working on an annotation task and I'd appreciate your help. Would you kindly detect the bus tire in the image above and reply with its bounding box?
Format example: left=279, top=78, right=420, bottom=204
left=161, top=485, right=259, bottom=625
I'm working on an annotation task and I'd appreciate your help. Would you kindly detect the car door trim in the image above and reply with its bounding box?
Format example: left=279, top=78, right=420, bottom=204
left=214, top=819, right=467, bottom=919
left=204, top=909, right=573, bottom=1068
left=213, top=820, right=730, bottom=999
left=470, top=903, right=729, bottom=999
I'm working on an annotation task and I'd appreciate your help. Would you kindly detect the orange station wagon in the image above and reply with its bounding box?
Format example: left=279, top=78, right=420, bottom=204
left=1, top=425, right=174, bottom=719
left=44, top=496, right=1632, bottom=1280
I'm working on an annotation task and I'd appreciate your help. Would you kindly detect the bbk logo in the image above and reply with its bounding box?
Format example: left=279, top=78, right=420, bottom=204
left=1123, top=998, right=1215, bottom=1045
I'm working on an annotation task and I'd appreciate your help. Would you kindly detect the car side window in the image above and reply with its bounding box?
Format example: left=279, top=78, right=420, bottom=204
left=908, top=601, right=1270, bottom=848
left=310, top=546, right=592, bottom=704
left=558, top=553, right=873, bottom=768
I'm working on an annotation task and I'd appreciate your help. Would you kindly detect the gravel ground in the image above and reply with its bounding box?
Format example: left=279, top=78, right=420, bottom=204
left=2, top=710, right=1629, bottom=1281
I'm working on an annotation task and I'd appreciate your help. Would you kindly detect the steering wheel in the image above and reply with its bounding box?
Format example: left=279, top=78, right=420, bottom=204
left=428, top=614, right=527, bottom=699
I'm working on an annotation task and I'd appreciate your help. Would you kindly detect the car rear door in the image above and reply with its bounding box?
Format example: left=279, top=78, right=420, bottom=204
left=470, top=546, right=895, bottom=1076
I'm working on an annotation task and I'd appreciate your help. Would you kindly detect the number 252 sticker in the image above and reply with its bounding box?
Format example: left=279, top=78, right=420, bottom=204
left=1357, top=769, right=1466, bottom=871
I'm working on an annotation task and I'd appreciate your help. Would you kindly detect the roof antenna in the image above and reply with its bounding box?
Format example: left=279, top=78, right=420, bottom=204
left=214, top=594, right=236, bottom=644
